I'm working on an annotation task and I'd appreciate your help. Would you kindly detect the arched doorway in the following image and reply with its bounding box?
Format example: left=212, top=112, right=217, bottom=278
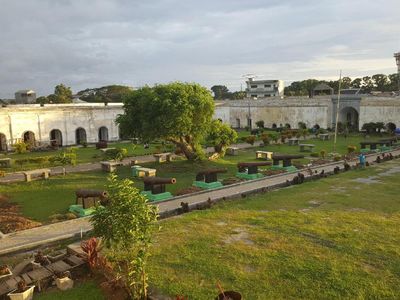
left=98, top=126, right=109, bottom=141
left=75, top=128, right=87, bottom=145
left=0, top=133, right=7, bottom=152
left=339, top=107, right=359, bottom=130
left=50, top=129, right=63, bottom=147
left=23, top=131, right=35, bottom=146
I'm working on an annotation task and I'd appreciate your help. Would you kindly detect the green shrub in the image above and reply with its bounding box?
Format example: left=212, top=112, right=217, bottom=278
left=245, top=135, right=256, bottom=145
left=28, top=156, right=50, bottom=164
left=310, top=152, right=320, bottom=157
left=320, top=150, right=327, bottom=159
left=14, top=142, right=28, bottom=154
left=347, top=145, right=357, bottom=153
left=260, top=134, right=270, bottom=145
left=334, top=155, right=342, bottom=161
left=49, top=152, right=77, bottom=166
left=103, top=148, right=128, bottom=161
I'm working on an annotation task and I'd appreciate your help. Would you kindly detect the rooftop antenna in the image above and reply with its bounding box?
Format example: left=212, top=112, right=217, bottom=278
left=241, top=74, right=259, bottom=82
left=394, top=52, right=400, bottom=92
left=333, top=70, right=342, bottom=154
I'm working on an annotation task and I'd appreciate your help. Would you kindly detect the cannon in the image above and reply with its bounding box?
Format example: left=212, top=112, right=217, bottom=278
left=142, top=176, right=176, bottom=202
left=193, top=168, right=227, bottom=189
left=236, top=161, right=271, bottom=180
left=69, top=189, right=108, bottom=217
left=271, top=154, right=304, bottom=171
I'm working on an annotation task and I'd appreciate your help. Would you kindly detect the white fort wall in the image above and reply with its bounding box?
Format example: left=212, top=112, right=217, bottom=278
left=0, top=103, right=123, bottom=147
left=216, top=98, right=331, bottom=129
left=1, top=96, right=399, bottom=150
left=359, top=98, right=400, bottom=128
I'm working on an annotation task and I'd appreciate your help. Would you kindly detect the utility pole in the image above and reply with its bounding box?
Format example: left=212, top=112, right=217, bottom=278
left=395, top=52, right=400, bottom=92
left=333, top=70, right=342, bottom=154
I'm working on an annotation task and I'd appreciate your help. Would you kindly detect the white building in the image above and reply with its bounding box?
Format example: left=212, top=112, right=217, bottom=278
left=245, top=79, right=284, bottom=98
left=15, top=90, right=36, bottom=104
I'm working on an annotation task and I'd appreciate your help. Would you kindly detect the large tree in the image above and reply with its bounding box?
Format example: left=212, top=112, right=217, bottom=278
left=53, top=84, right=73, bottom=103
left=117, top=82, right=214, bottom=160
left=211, top=85, right=230, bottom=100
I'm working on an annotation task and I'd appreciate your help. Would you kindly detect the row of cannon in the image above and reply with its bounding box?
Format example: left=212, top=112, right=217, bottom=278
left=75, top=154, right=305, bottom=208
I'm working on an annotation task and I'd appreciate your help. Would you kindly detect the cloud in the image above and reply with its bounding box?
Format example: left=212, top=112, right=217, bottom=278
left=0, top=0, right=399, bottom=98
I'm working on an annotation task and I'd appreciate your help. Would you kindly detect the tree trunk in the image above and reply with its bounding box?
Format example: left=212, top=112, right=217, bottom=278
left=167, top=138, right=198, bottom=160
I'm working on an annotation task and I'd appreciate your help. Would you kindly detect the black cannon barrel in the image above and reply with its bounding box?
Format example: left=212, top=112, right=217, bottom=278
left=143, top=177, right=177, bottom=185
left=196, top=168, right=227, bottom=176
left=76, top=189, right=108, bottom=199
left=237, top=162, right=272, bottom=168
left=272, top=154, right=304, bottom=160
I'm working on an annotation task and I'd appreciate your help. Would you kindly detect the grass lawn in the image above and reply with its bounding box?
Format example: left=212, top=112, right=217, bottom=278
left=148, top=159, right=400, bottom=299
left=0, top=135, right=393, bottom=223
left=35, top=280, right=104, bottom=300
left=0, top=141, right=168, bottom=172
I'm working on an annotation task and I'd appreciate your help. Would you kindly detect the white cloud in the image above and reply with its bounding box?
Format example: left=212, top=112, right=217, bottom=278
left=0, top=0, right=399, bottom=98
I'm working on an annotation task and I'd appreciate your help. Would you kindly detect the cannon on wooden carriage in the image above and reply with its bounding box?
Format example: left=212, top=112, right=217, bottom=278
left=236, top=161, right=271, bottom=180
left=271, top=154, right=304, bottom=172
left=69, top=189, right=108, bottom=217
left=193, top=168, right=227, bottom=189
left=142, top=176, right=176, bottom=202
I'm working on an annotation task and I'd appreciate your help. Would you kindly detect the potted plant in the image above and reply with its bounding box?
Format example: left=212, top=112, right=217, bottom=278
left=31, top=251, right=50, bottom=269
left=0, top=265, right=12, bottom=280
left=54, top=271, right=74, bottom=291
left=7, top=279, right=35, bottom=300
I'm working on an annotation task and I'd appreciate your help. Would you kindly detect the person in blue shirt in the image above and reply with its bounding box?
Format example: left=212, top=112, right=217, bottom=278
left=358, top=153, right=366, bottom=168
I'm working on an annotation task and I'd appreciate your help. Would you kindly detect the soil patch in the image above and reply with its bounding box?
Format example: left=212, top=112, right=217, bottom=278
left=0, top=194, right=41, bottom=233
left=352, top=176, right=382, bottom=185
left=225, top=228, right=254, bottom=246
left=378, top=166, right=400, bottom=177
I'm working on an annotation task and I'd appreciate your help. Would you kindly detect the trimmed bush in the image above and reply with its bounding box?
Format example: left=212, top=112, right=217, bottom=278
left=310, top=152, right=320, bottom=157
left=245, top=135, right=256, bottom=145
left=14, top=142, right=28, bottom=154
left=347, top=145, right=357, bottom=153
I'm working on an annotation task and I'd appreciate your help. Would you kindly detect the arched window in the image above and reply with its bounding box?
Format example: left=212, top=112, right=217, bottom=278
left=0, top=133, right=7, bottom=152
left=23, top=131, right=35, bottom=145
left=76, top=128, right=87, bottom=145
left=50, top=129, right=63, bottom=147
left=98, top=126, right=109, bottom=141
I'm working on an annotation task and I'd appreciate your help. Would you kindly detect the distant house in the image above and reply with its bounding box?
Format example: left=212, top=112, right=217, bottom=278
left=245, top=79, right=284, bottom=98
left=15, top=89, right=36, bottom=104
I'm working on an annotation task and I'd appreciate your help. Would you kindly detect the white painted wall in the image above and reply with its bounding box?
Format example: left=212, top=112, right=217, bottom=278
left=0, top=103, right=123, bottom=147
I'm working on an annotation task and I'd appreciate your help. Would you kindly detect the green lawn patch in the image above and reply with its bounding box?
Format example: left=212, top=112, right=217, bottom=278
left=35, top=280, right=105, bottom=300
left=148, top=160, right=400, bottom=299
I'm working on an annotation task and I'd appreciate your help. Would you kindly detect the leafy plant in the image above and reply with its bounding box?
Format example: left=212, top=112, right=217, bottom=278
left=347, top=145, right=357, bottom=153
left=320, top=150, right=327, bottom=159
left=16, top=279, right=27, bottom=293
left=245, top=135, right=256, bottom=145
left=260, top=133, right=270, bottom=145
left=91, top=174, right=159, bottom=300
left=103, top=148, right=127, bottom=161
left=81, top=237, right=102, bottom=271
left=207, top=120, right=237, bottom=157
left=14, top=142, right=28, bottom=154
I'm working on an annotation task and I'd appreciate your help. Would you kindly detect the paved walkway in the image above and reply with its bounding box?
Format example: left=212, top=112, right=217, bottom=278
left=0, top=142, right=263, bottom=183
left=0, top=148, right=398, bottom=256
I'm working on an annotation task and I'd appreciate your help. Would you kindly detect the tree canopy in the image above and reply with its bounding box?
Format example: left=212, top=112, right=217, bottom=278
left=36, top=84, right=73, bottom=104
left=210, top=85, right=246, bottom=100
left=284, top=73, right=399, bottom=96
left=117, top=82, right=215, bottom=160
left=77, top=85, right=133, bottom=103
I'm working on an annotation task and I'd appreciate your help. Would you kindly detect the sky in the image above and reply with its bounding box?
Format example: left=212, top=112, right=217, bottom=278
left=0, top=0, right=399, bottom=98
